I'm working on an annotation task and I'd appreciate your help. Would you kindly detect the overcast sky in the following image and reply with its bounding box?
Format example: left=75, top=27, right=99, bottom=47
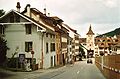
left=0, top=0, right=120, bottom=37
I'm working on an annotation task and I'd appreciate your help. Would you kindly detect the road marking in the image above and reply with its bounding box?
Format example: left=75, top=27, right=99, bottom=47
left=77, top=71, right=80, bottom=74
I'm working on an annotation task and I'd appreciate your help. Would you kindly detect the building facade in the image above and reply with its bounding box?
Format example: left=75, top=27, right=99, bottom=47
left=0, top=2, right=81, bottom=69
left=0, top=9, right=46, bottom=69
left=86, top=25, right=95, bottom=57
left=21, top=4, right=57, bottom=68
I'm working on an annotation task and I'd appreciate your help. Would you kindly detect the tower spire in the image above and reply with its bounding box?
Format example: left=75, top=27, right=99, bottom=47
left=86, top=24, right=94, bottom=35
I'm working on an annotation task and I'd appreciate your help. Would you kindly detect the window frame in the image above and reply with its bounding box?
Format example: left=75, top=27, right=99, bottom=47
left=50, top=43, right=55, bottom=52
left=25, top=42, right=33, bottom=52
left=46, top=33, right=48, bottom=37
left=25, top=24, right=32, bottom=34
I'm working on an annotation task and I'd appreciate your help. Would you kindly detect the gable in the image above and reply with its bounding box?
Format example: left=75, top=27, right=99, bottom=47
left=0, top=11, right=29, bottom=23
left=0, top=10, right=46, bottom=31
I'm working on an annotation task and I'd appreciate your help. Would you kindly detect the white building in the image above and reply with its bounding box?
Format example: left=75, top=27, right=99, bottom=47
left=0, top=2, right=56, bottom=69
left=21, top=3, right=57, bottom=68
left=0, top=9, right=46, bottom=69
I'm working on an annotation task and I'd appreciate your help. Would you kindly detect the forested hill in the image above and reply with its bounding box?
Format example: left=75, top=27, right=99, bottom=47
left=96, top=27, right=120, bottom=37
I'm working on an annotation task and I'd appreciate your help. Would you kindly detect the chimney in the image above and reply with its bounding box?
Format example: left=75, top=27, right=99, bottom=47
left=44, top=8, right=46, bottom=15
left=26, top=4, right=31, bottom=17
left=16, top=2, right=21, bottom=12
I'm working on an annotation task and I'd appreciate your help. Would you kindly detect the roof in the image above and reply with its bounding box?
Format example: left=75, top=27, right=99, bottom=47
left=62, top=23, right=76, bottom=33
left=79, top=38, right=86, bottom=43
left=0, top=9, right=46, bottom=31
left=29, top=8, right=57, bottom=30
left=86, top=24, right=94, bottom=35
left=51, top=16, right=63, bottom=22
left=21, top=5, right=73, bottom=34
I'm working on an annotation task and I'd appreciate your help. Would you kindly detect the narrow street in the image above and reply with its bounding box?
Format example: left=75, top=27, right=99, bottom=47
left=34, top=59, right=106, bottom=79
left=0, top=59, right=106, bottom=79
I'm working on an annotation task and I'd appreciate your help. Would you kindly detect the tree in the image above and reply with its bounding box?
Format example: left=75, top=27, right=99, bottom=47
left=0, top=37, right=9, bottom=65
left=0, top=9, right=7, bottom=66
left=0, top=9, right=5, bottom=17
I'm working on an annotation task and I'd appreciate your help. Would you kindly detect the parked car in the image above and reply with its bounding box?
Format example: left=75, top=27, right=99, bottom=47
left=87, top=58, right=92, bottom=64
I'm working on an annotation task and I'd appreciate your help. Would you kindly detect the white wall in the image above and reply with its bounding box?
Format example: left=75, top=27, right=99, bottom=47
left=5, top=23, right=43, bottom=68
left=43, top=33, right=56, bottom=68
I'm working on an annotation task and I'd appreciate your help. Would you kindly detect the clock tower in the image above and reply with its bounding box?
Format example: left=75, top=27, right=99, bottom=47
left=86, top=24, right=95, bottom=57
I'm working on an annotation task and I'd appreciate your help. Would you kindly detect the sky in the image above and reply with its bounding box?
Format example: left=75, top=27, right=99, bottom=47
left=0, top=0, right=120, bottom=37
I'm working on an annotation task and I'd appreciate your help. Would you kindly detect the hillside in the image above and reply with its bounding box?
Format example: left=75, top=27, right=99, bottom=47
left=96, top=27, right=120, bottom=37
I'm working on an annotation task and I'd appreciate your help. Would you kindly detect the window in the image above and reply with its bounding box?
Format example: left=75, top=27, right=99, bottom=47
left=0, top=25, right=4, bottom=35
left=46, top=42, right=49, bottom=53
left=115, top=48, right=117, bottom=51
left=107, top=39, right=110, bottom=42
left=25, top=42, right=32, bottom=52
left=98, top=40, right=100, bottom=42
left=115, top=39, right=118, bottom=42
left=101, top=43, right=104, bottom=45
left=70, top=48, right=72, bottom=52
left=103, top=40, right=105, bottom=42
left=70, top=41, right=72, bottom=45
left=46, top=33, right=48, bottom=37
left=50, top=34, right=52, bottom=38
left=83, top=44, right=86, bottom=45
left=25, top=24, right=32, bottom=34
left=51, top=43, right=55, bottom=52
left=53, top=35, right=55, bottom=38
